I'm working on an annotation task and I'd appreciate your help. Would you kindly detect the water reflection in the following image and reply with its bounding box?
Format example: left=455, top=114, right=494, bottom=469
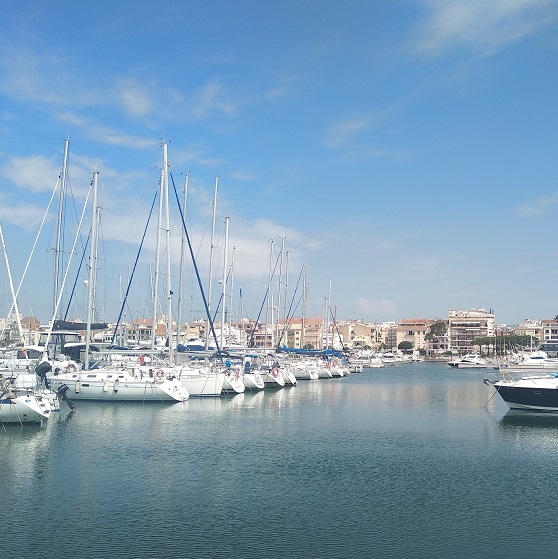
left=499, top=409, right=558, bottom=429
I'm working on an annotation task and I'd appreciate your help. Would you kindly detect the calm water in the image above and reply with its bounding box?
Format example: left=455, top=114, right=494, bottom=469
left=2, top=362, right=558, bottom=559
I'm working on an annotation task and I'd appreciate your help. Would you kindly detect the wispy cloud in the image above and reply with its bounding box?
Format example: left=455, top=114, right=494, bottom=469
left=514, top=192, right=558, bottom=217
left=58, top=112, right=158, bottom=150
left=1, top=155, right=62, bottom=193
left=265, top=74, right=299, bottom=101
left=0, top=193, right=52, bottom=232
left=355, top=298, right=397, bottom=320
left=324, top=117, right=371, bottom=148
left=414, top=0, right=558, bottom=57
left=191, top=80, right=239, bottom=119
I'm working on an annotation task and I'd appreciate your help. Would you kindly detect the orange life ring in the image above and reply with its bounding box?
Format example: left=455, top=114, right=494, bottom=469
left=154, top=370, right=165, bottom=383
left=272, top=367, right=279, bottom=377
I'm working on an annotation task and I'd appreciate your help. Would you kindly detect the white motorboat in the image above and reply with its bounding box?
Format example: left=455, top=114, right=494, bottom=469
left=447, top=354, right=488, bottom=369
left=0, top=377, right=53, bottom=425
left=498, top=350, right=558, bottom=373
left=350, top=351, right=384, bottom=370
left=487, top=373, right=558, bottom=411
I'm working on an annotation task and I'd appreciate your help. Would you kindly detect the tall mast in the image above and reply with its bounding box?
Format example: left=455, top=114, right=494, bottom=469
left=162, top=142, right=174, bottom=365
left=267, top=239, right=273, bottom=349
left=276, top=237, right=285, bottom=349
left=85, top=171, right=99, bottom=370
left=53, top=136, right=70, bottom=318
left=151, top=156, right=165, bottom=350
left=205, top=176, right=218, bottom=349
left=220, top=216, right=229, bottom=351
left=0, top=224, right=24, bottom=344
left=176, top=172, right=189, bottom=350
left=301, top=263, right=307, bottom=349
left=229, top=245, right=235, bottom=344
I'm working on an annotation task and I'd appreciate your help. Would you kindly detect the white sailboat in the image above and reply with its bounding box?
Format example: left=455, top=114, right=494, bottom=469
left=46, top=169, right=189, bottom=403
left=0, top=377, right=53, bottom=425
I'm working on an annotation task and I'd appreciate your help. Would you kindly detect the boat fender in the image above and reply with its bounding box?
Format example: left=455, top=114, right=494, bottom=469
left=154, top=370, right=164, bottom=383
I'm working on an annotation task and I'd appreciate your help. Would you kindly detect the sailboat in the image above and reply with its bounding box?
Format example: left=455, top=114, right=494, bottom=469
left=45, top=170, right=189, bottom=403
left=0, top=376, right=53, bottom=425
left=0, top=222, right=59, bottom=422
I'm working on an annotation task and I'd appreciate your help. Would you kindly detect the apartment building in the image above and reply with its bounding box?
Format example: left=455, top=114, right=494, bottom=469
left=448, top=308, right=495, bottom=354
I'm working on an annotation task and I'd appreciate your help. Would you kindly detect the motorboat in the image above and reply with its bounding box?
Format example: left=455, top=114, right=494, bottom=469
left=498, top=350, right=558, bottom=373
left=447, top=354, right=488, bottom=369
left=488, top=374, right=558, bottom=411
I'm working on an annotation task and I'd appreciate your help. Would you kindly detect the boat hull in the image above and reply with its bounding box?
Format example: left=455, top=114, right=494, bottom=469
left=0, top=393, right=52, bottom=424
left=494, top=378, right=558, bottom=411
left=48, top=370, right=188, bottom=402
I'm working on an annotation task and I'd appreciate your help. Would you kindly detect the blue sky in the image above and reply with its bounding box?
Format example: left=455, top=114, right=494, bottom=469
left=1, top=0, right=558, bottom=327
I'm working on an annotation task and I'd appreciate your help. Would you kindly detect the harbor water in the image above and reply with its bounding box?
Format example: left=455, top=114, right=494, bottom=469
left=2, top=361, right=558, bottom=558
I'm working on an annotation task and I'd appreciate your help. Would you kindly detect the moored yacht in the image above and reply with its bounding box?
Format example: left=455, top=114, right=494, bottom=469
left=447, top=354, right=488, bottom=369
left=488, top=373, right=558, bottom=411
left=45, top=358, right=189, bottom=402
left=0, top=377, right=53, bottom=425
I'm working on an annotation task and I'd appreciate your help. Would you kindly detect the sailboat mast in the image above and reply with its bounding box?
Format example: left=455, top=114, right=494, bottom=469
left=205, top=176, right=218, bottom=349
left=151, top=160, right=165, bottom=350
left=0, top=224, right=25, bottom=344
left=220, top=216, right=229, bottom=351
left=302, top=263, right=306, bottom=349
left=229, top=245, right=235, bottom=343
left=176, top=172, right=189, bottom=350
left=162, top=142, right=174, bottom=366
left=53, top=137, right=69, bottom=318
left=85, top=171, right=99, bottom=370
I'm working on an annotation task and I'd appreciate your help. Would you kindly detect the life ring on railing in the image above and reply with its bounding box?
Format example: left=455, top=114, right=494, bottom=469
left=271, top=367, right=279, bottom=378
left=154, top=370, right=165, bottom=383
left=66, top=364, right=76, bottom=374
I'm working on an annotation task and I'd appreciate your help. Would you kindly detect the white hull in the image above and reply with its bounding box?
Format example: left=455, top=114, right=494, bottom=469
left=223, top=371, right=245, bottom=393
left=317, top=367, right=333, bottom=379
left=177, top=370, right=225, bottom=397
left=0, top=392, right=52, bottom=424
left=243, top=372, right=265, bottom=390
left=47, top=368, right=189, bottom=402
left=260, top=369, right=285, bottom=387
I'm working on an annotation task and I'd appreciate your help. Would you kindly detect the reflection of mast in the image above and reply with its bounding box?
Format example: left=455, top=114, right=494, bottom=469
left=53, top=136, right=70, bottom=319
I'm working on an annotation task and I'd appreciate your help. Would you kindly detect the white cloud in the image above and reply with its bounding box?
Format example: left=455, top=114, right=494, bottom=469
left=514, top=192, right=558, bottom=217
left=325, top=117, right=371, bottom=148
left=1, top=155, right=61, bottom=193
left=415, top=0, right=558, bottom=57
left=191, top=80, right=238, bottom=119
left=355, top=298, right=397, bottom=319
left=0, top=193, right=50, bottom=232
left=117, top=78, right=154, bottom=117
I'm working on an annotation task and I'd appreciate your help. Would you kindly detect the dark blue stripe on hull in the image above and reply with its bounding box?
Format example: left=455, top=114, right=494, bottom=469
left=497, top=386, right=558, bottom=411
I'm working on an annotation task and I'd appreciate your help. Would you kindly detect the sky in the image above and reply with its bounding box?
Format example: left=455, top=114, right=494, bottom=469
left=1, top=0, right=558, bottom=328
